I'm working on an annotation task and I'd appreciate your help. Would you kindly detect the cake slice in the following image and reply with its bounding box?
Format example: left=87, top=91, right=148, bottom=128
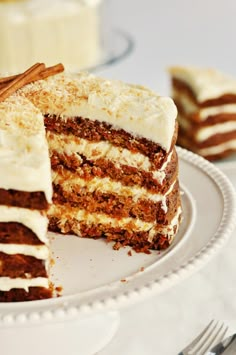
left=0, top=95, right=53, bottom=302
left=21, top=72, right=182, bottom=253
left=169, top=66, right=236, bottom=160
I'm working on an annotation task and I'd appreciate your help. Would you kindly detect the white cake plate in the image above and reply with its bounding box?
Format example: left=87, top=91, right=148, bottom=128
left=0, top=147, right=236, bottom=355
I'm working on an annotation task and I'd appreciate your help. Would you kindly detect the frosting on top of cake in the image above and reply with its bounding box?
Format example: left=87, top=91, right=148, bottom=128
left=0, top=95, right=52, bottom=202
left=21, top=72, right=177, bottom=152
left=169, top=66, right=236, bottom=103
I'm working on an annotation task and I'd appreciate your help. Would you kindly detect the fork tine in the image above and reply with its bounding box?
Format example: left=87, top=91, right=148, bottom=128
left=197, top=322, right=228, bottom=354
left=189, top=321, right=228, bottom=355
left=180, top=320, right=214, bottom=353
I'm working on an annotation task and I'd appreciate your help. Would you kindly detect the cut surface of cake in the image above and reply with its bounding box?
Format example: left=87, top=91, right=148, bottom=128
left=169, top=66, right=236, bottom=160
left=0, top=69, right=182, bottom=301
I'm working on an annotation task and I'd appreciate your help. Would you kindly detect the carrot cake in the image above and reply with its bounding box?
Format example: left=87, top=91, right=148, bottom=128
left=0, top=0, right=103, bottom=73
left=0, top=66, right=182, bottom=302
left=169, top=66, right=236, bottom=160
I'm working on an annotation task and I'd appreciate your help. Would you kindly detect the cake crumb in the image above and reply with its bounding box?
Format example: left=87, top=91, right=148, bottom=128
left=140, top=267, right=145, bottom=272
left=55, top=286, right=63, bottom=297
left=128, top=250, right=132, bottom=256
left=120, top=279, right=126, bottom=283
left=113, top=241, right=122, bottom=250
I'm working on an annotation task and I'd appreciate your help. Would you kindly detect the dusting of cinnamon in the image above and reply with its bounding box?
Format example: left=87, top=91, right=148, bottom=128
left=0, top=63, right=64, bottom=103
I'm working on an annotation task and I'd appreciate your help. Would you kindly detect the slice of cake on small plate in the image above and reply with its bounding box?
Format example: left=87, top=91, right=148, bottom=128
left=169, top=66, right=236, bottom=160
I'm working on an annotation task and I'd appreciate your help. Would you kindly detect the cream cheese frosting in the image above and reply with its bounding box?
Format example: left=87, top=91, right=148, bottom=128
left=169, top=66, right=236, bottom=103
left=0, top=206, right=49, bottom=244
left=172, top=89, right=236, bottom=120
left=0, top=95, right=52, bottom=202
left=0, top=277, right=49, bottom=292
left=21, top=72, right=177, bottom=152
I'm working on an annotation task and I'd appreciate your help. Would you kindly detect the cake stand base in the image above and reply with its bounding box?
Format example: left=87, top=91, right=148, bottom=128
left=0, top=311, right=120, bottom=355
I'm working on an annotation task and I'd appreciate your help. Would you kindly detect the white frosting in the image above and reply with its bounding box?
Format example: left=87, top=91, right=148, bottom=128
left=0, top=243, right=49, bottom=259
left=48, top=131, right=152, bottom=171
left=173, top=89, right=236, bottom=120
left=169, top=66, right=236, bottom=103
left=0, top=95, right=52, bottom=202
left=199, top=139, right=236, bottom=156
left=0, top=0, right=102, bottom=73
left=0, top=277, right=49, bottom=292
left=177, top=114, right=236, bottom=143
left=196, top=121, right=236, bottom=142
left=21, top=73, right=177, bottom=152
left=0, top=206, right=49, bottom=245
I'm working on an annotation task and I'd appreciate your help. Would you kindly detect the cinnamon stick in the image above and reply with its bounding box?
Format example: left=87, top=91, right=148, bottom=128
left=0, top=63, right=45, bottom=103
left=0, top=62, right=64, bottom=103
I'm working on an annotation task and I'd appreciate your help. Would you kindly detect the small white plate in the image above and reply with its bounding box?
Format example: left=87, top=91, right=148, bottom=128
left=0, top=147, right=236, bottom=326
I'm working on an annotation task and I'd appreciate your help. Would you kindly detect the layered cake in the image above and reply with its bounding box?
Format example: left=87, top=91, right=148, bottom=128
left=0, top=0, right=103, bottom=73
left=0, top=64, right=182, bottom=301
left=0, top=95, right=52, bottom=301
left=169, top=66, right=236, bottom=160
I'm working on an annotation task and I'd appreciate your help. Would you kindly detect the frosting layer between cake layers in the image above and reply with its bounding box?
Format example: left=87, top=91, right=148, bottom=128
left=169, top=66, right=236, bottom=160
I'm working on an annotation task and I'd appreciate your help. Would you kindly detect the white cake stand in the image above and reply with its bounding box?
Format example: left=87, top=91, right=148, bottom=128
left=0, top=148, right=236, bottom=355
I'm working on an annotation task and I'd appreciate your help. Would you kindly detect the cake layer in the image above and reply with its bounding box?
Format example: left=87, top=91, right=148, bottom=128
left=45, top=117, right=178, bottom=168
left=173, top=88, right=236, bottom=122
left=0, top=206, right=49, bottom=245
left=49, top=205, right=182, bottom=252
left=0, top=287, right=52, bottom=302
left=0, top=95, right=52, bottom=203
left=169, top=66, right=236, bottom=104
left=0, top=222, right=44, bottom=245
left=52, top=180, right=178, bottom=223
left=0, top=188, right=48, bottom=210
left=0, top=252, right=47, bottom=278
left=21, top=72, right=177, bottom=152
left=50, top=150, right=177, bottom=194
left=178, top=114, right=236, bottom=145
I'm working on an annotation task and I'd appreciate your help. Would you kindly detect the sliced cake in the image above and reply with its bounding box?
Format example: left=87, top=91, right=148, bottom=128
left=0, top=66, right=182, bottom=301
left=169, top=66, right=236, bottom=160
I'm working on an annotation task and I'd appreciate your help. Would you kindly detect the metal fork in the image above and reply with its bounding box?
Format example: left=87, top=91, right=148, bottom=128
left=178, top=320, right=228, bottom=355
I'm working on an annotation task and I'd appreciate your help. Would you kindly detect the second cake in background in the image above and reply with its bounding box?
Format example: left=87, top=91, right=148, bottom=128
left=169, top=66, right=236, bottom=161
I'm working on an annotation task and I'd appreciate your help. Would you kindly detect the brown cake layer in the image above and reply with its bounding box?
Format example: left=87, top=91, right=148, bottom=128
left=50, top=149, right=178, bottom=194
left=52, top=181, right=179, bottom=224
left=45, top=116, right=178, bottom=168
left=0, top=222, right=44, bottom=245
left=178, top=124, right=236, bottom=149
left=49, top=209, right=181, bottom=252
left=175, top=99, right=236, bottom=124
left=0, top=287, right=52, bottom=302
left=49, top=183, right=181, bottom=251
left=172, top=78, right=236, bottom=107
left=177, top=133, right=235, bottom=161
left=0, top=188, right=48, bottom=210
left=0, top=252, right=47, bottom=278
